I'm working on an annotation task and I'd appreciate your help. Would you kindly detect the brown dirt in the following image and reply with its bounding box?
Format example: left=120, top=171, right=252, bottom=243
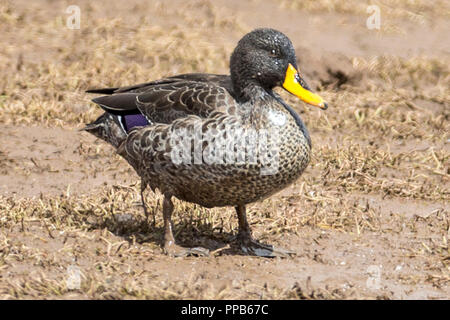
left=0, top=0, right=449, bottom=299
left=0, top=125, right=137, bottom=197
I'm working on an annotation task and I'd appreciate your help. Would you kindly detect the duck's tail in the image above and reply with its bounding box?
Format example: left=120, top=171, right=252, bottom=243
left=82, top=112, right=128, bottom=149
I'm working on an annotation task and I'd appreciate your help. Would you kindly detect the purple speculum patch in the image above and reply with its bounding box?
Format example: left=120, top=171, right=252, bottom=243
left=122, top=113, right=149, bottom=132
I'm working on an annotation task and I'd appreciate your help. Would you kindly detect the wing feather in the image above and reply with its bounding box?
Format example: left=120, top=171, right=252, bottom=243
left=87, top=74, right=237, bottom=124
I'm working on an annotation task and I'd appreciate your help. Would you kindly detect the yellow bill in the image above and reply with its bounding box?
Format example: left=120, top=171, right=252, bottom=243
left=282, top=63, right=328, bottom=110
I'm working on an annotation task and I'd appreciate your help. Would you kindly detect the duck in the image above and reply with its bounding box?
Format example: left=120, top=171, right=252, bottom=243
left=83, top=28, right=328, bottom=257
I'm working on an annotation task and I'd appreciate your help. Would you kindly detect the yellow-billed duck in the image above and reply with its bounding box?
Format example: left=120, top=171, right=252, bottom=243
left=84, top=28, right=328, bottom=257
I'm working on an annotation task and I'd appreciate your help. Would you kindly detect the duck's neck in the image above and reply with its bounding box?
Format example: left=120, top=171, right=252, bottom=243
left=233, top=82, right=273, bottom=124
left=233, top=83, right=312, bottom=149
left=233, top=80, right=271, bottom=103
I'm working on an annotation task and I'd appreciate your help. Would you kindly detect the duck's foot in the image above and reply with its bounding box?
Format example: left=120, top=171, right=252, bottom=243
left=164, top=242, right=209, bottom=257
left=161, top=195, right=209, bottom=257
left=238, top=235, right=296, bottom=258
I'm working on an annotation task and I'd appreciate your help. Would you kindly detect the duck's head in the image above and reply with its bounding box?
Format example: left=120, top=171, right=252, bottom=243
left=230, top=28, right=328, bottom=110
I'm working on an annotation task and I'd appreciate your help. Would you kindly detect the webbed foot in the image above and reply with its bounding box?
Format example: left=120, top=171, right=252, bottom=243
left=238, top=234, right=295, bottom=258
left=164, top=242, right=209, bottom=257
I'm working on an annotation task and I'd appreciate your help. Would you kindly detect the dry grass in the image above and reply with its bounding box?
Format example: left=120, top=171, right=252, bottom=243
left=279, top=0, right=450, bottom=34
left=0, top=186, right=375, bottom=299
left=0, top=0, right=449, bottom=299
left=279, top=0, right=450, bottom=20
left=0, top=0, right=244, bottom=127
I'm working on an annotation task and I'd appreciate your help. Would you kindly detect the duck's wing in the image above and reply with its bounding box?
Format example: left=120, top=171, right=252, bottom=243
left=87, top=74, right=238, bottom=123
left=86, top=74, right=231, bottom=94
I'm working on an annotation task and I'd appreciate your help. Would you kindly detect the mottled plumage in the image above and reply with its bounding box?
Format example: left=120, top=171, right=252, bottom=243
left=84, top=28, right=328, bottom=257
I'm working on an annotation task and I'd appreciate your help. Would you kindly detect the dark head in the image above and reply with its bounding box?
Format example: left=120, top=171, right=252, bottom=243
left=230, top=28, right=327, bottom=109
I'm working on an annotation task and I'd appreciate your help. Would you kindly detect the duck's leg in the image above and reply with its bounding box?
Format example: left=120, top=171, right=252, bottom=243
left=140, top=180, right=156, bottom=226
left=235, top=205, right=295, bottom=257
left=162, top=194, right=209, bottom=257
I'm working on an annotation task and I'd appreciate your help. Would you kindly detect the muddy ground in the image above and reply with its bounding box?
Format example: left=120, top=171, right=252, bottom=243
left=0, top=0, right=448, bottom=299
